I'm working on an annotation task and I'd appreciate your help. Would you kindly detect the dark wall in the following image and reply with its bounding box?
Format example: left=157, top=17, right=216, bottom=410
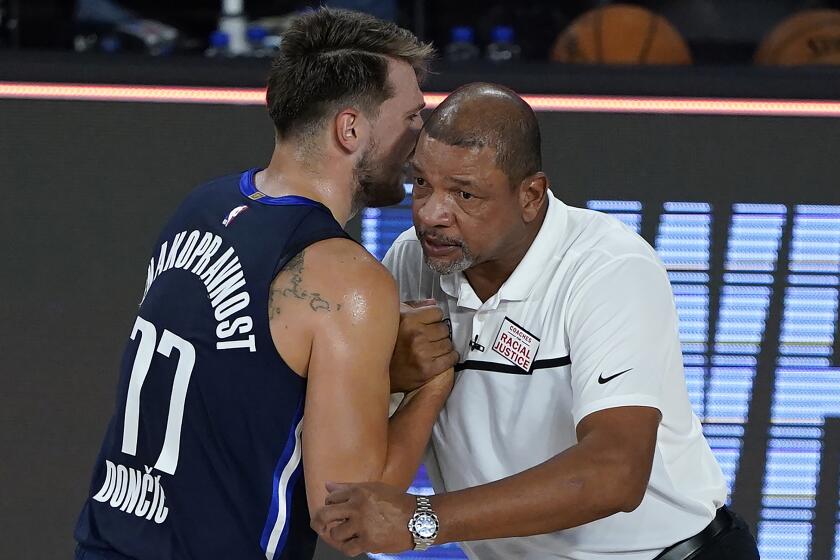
left=2, top=97, right=839, bottom=559
left=1, top=99, right=273, bottom=558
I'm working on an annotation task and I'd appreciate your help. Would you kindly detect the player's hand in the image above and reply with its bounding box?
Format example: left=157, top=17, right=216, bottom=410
left=389, top=300, right=459, bottom=393
left=312, top=481, right=415, bottom=555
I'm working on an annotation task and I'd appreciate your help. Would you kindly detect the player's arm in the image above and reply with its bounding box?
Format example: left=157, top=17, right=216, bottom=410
left=313, top=255, right=673, bottom=554
left=270, top=238, right=449, bottom=514
left=315, top=407, right=659, bottom=554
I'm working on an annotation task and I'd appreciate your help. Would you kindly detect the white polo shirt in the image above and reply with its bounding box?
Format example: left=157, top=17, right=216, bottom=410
left=382, top=192, right=727, bottom=560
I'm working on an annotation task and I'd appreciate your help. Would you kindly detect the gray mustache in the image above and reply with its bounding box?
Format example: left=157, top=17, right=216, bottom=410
left=417, top=231, right=464, bottom=247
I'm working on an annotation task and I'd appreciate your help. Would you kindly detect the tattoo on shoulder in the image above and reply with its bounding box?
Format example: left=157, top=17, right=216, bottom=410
left=269, top=249, right=342, bottom=319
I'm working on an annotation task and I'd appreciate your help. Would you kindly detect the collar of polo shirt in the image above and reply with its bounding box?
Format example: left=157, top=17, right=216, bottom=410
left=439, top=192, right=566, bottom=309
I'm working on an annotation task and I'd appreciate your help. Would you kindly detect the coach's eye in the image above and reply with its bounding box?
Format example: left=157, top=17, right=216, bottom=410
left=459, top=191, right=474, bottom=200
left=415, top=177, right=426, bottom=186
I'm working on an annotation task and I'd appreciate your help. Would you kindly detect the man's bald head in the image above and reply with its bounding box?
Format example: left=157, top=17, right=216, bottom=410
left=422, top=83, right=542, bottom=185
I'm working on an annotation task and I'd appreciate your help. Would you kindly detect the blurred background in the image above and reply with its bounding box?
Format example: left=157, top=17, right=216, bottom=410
left=1, top=1, right=840, bottom=560
left=3, top=0, right=840, bottom=64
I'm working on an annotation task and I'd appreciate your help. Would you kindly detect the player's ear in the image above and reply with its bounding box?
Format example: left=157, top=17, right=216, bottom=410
left=519, top=172, right=548, bottom=223
left=334, top=108, right=369, bottom=155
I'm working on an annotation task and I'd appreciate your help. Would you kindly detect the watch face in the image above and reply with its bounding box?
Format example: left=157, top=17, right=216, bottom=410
left=413, top=513, right=438, bottom=538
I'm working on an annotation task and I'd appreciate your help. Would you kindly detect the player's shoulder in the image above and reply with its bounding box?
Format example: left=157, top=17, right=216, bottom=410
left=281, top=238, right=398, bottom=333
left=299, top=237, right=397, bottom=297
left=270, top=238, right=397, bottom=335
left=304, top=237, right=384, bottom=271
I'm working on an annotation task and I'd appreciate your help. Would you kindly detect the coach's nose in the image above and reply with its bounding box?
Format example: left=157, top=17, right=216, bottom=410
left=414, top=189, right=454, bottom=229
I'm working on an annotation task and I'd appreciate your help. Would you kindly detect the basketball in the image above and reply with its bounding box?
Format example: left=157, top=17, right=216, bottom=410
left=550, top=4, right=692, bottom=65
left=755, top=9, right=840, bottom=65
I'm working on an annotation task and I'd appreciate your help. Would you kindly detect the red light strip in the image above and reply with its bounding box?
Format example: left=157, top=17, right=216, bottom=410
left=423, top=93, right=840, bottom=117
left=2, top=82, right=840, bottom=117
left=0, top=82, right=265, bottom=105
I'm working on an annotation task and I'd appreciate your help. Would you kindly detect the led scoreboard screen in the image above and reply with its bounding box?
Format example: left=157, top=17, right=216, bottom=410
left=365, top=196, right=840, bottom=560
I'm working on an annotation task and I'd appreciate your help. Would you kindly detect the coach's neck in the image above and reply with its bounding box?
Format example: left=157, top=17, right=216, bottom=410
left=465, top=200, right=548, bottom=302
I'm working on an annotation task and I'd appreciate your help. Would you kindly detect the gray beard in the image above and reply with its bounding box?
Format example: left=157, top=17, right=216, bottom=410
left=424, top=249, right=476, bottom=275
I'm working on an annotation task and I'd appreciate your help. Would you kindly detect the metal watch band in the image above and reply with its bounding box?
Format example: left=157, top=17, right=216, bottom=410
left=413, top=538, right=435, bottom=551
left=410, top=495, right=438, bottom=551
left=416, top=495, right=433, bottom=513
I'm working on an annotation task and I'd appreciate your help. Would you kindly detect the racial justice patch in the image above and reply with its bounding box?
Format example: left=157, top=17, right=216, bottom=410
left=491, top=317, right=540, bottom=372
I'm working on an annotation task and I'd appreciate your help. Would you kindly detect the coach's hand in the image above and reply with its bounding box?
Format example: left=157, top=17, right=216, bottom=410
left=389, top=300, right=458, bottom=393
left=313, top=481, right=415, bottom=556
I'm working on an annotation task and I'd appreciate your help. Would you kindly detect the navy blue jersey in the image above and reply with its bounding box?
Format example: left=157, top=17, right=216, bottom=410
left=75, top=168, right=352, bottom=560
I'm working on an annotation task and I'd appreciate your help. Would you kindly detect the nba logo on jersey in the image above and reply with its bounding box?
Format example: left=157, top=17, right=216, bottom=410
left=492, top=317, right=540, bottom=372
left=223, top=205, right=249, bottom=227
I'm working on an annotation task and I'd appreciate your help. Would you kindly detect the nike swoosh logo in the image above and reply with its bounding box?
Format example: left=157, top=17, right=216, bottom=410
left=598, top=368, right=633, bottom=384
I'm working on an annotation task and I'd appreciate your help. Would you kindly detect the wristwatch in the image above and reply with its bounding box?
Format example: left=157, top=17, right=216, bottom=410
left=407, top=495, right=439, bottom=551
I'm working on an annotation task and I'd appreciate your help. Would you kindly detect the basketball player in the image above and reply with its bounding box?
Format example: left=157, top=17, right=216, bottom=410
left=74, top=9, right=457, bottom=560
left=313, top=83, right=760, bottom=559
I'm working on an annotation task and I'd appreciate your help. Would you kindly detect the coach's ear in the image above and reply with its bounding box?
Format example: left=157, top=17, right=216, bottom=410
left=519, top=172, right=549, bottom=223
left=334, top=108, right=370, bottom=155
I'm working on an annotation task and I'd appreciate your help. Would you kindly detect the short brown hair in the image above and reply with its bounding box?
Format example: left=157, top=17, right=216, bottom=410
left=267, top=8, right=433, bottom=140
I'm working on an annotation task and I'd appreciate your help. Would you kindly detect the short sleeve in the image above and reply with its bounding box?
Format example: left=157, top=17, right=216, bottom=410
left=382, top=230, right=415, bottom=300
left=381, top=240, right=400, bottom=275
left=381, top=228, right=435, bottom=303
left=566, top=255, right=681, bottom=426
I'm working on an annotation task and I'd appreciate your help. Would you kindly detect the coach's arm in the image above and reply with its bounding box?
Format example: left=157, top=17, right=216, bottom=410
left=312, top=405, right=659, bottom=554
